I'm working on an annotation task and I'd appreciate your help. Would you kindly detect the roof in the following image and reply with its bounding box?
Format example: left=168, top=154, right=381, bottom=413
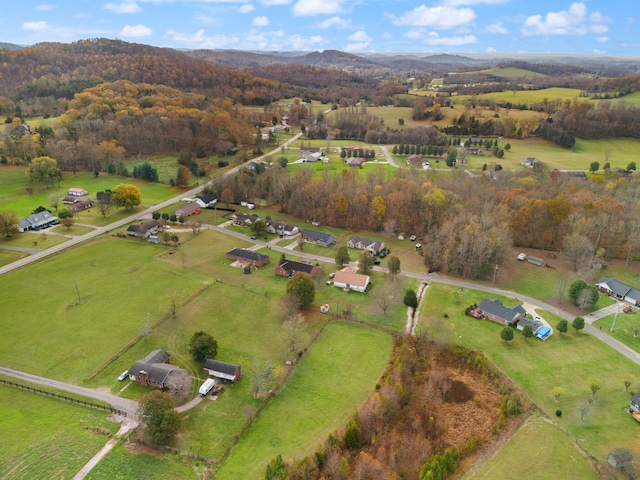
left=333, top=270, right=370, bottom=288
left=301, top=229, right=335, bottom=244
left=144, top=349, right=170, bottom=364
left=407, top=154, right=425, bottom=164
left=277, top=259, right=316, bottom=275
left=516, top=317, right=544, bottom=334
left=68, top=199, right=93, bottom=211
left=348, top=236, right=383, bottom=251
left=267, top=221, right=297, bottom=232
left=204, top=359, right=240, bottom=379
left=227, top=248, right=269, bottom=263
left=233, top=212, right=260, bottom=224
left=631, top=393, right=640, bottom=404
left=129, top=361, right=180, bottom=385
left=596, top=277, right=634, bottom=297
left=19, top=211, right=58, bottom=230
left=479, top=299, right=526, bottom=323
left=196, top=193, right=218, bottom=204
left=176, top=201, right=201, bottom=215
left=346, top=157, right=364, bottom=166
left=128, top=219, right=160, bottom=234
left=68, top=187, right=88, bottom=194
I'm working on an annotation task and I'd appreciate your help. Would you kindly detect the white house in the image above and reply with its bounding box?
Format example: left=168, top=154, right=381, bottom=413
left=333, top=267, right=370, bottom=293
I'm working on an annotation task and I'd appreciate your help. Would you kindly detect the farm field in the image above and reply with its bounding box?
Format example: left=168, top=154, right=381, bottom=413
left=419, top=283, right=640, bottom=466
left=0, top=166, right=184, bottom=218
left=0, top=229, right=69, bottom=249
left=0, top=382, right=120, bottom=480
left=463, top=415, right=599, bottom=480
left=214, top=321, right=393, bottom=479
left=470, top=66, right=548, bottom=79
left=453, top=87, right=584, bottom=106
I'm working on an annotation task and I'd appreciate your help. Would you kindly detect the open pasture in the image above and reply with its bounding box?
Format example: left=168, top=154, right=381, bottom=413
left=469, top=66, right=548, bottom=80
left=214, top=321, right=393, bottom=479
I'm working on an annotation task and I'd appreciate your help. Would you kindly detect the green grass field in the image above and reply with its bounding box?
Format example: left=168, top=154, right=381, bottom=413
left=0, top=383, right=119, bottom=480
left=594, top=310, right=640, bottom=354
left=470, top=67, right=548, bottom=80
left=453, top=87, right=584, bottom=106
left=214, top=321, right=393, bottom=479
left=419, top=283, right=640, bottom=466
left=0, top=166, right=184, bottom=218
left=85, top=445, right=203, bottom=480
left=463, top=415, right=599, bottom=480
left=0, top=229, right=69, bottom=249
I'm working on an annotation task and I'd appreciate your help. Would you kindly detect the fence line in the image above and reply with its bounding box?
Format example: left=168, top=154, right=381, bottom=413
left=0, top=378, right=127, bottom=416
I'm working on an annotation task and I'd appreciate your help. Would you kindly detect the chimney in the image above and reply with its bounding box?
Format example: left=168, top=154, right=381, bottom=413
left=139, top=370, right=148, bottom=386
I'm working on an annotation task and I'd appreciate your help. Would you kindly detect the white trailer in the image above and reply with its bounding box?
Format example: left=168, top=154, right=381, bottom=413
left=199, top=378, right=216, bottom=396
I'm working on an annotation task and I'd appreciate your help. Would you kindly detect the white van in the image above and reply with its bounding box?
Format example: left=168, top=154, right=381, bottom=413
left=199, top=378, right=216, bottom=396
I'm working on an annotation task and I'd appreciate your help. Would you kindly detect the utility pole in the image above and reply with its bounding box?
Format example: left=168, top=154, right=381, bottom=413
left=492, top=264, right=498, bottom=286
left=74, top=280, right=81, bottom=304
left=610, top=305, right=621, bottom=332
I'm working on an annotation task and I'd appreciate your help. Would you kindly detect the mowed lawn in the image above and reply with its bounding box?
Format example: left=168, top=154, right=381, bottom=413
left=420, top=283, right=640, bottom=466
left=0, top=166, right=184, bottom=218
left=0, top=382, right=119, bottom=480
left=214, top=321, right=393, bottom=479
left=464, top=416, right=599, bottom=480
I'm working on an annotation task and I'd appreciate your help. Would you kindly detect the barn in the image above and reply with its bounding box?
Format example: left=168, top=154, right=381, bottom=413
left=203, top=359, right=242, bottom=382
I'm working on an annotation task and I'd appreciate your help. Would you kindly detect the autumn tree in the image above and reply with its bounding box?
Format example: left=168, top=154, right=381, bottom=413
left=95, top=139, right=126, bottom=169
left=220, top=188, right=235, bottom=208
left=577, top=286, right=598, bottom=312
left=0, top=211, right=19, bottom=237
left=286, top=272, right=315, bottom=308
left=563, top=233, right=593, bottom=271
left=188, top=331, right=218, bottom=363
left=370, top=195, right=386, bottom=227
left=140, top=390, right=181, bottom=446
left=26, top=156, right=61, bottom=188
left=112, top=183, right=142, bottom=210
left=335, top=246, right=350, bottom=267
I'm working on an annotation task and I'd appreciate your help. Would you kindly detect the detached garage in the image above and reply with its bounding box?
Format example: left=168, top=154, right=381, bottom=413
left=204, top=359, right=242, bottom=382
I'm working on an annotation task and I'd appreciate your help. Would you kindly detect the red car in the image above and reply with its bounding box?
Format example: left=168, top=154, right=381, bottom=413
left=623, top=305, right=634, bottom=313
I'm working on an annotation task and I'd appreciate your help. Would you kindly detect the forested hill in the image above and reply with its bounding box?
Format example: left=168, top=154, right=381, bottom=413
left=0, top=38, right=286, bottom=105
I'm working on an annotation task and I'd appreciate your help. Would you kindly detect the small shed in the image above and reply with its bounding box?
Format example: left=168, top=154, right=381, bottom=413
left=149, top=235, right=160, bottom=244
left=527, top=256, right=544, bottom=266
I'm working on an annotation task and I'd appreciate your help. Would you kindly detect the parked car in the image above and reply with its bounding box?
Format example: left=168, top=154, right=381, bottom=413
left=415, top=243, right=422, bottom=251
left=329, top=272, right=335, bottom=279
left=409, top=235, right=417, bottom=241
left=373, top=259, right=381, bottom=265
left=534, top=316, right=542, bottom=322
left=623, top=305, right=635, bottom=313
left=517, top=253, right=527, bottom=261
left=117, top=370, right=129, bottom=382
left=250, top=235, right=257, bottom=240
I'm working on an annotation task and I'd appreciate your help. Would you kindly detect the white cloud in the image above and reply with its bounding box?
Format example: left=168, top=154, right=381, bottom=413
left=104, top=1, right=142, bottom=13
left=423, top=31, right=477, bottom=46
left=486, top=46, right=497, bottom=52
left=23, top=21, right=48, bottom=31
left=393, top=5, right=476, bottom=28
left=596, top=36, right=608, bottom=43
left=238, top=3, right=254, bottom=12
left=405, top=29, right=426, bottom=40
left=293, top=0, right=343, bottom=16
left=317, top=16, right=350, bottom=29
left=165, top=28, right=207, bottom=43
left=485, top=22, right=508, bottom=34
left=252, top=16, right=269, bottom=26
left=521, top=2, right=611, bottom=36
left=165, top=27, right=326, bottom=50
left=259, top=0, right=291, bottom=4
left=36, top=4, right=56, bottom=11
left=120, top=24, right=152, bottom=37
left=344, top=31, right=372, bottom=51
left=381, top=32, right=392, bottom=40
left=442, top=0, right=508, bottom=5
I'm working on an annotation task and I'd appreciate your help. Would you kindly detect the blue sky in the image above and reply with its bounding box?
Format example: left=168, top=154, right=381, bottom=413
left=2, top=1, right=638, bottom=55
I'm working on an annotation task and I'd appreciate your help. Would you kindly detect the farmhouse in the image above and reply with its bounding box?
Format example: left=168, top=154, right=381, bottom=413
left=520, top=157, right=542, bottom=167
left=126, top=220, right=161, bottom=239
left=231, top=212, right=260, bottom=227
left=128, top=349, right=187, bottom=389
left=275, top=259, right=319, bottom=278
left=300, top=229, right=335, bottom=246
left=347, top=236, right=384, bottom=255
left=464, top=147, right=483, bottom=155
left=68, top=198, right=93, bottom=213
left=595, top=277, right=640, bottom=306
left=266, top=221, right=298, bottom=236
left=478, top=299, right=526, bottom=326
left=175, top=201, right=201, bottom=218
left=406, top=154, right=425, bottom=165
left=299, top=150, right=324, bottom=162
left=204, top=359, right=242, bottom=382
left=68, top=188, right=89, bottom=196
left=345, top=157, right=364, bottom=167
left=226, top=248, right=270, bottom=266
left=333, top=267, right=370, bottom=293
left=18, top=211, right=58, bottom=232
left=195, top=193, right=218, bottom=208
left=63, top=195, right=81, bottom=204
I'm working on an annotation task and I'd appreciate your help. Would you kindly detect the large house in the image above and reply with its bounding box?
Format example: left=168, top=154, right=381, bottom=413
left=407, top=154, right=425, bottom=165
left=300, top=229, right=335, bottom=246
left=231, top=212, right=260, bottom=227
left=266, top=221, right=298, bottom=236
left=275, top=259, right=319, bottom=278
left=204, top=359, right=242, bottom=382
left=175, top=201, right=201, bottom=218
left=345, top=157, right=364, bottom=167
left=195, top=194, right=217, bottom=208
left=128, top=349, right=188, bottom=389
left=347, top=236, right=384, bottom=255
left=299, top=150, right=324, bottom=163
left=18, top=211, right=58, bottom=232
left=333, top=267, right=370, bottom=293
left=68, top=198, right=94, bottom=213
left=477, top=299, right=526, bottom=325
left=226, top=248, right=270, bottom=267
left=595, top=277, right=640, bottom=306
left=68, top=188, right=89, bottom=197
left=126, top=220, right=161, bottom=239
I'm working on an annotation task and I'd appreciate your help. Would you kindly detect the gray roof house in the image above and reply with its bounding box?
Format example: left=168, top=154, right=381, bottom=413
left=596, top=277, right=640, bottom=306
left=203, top=359, right=242, bottom=382
left=226, top=248, right=270, bottom=266
left=18, top=211, right=58, bottom=232
left=301, top=229, right=335, bottom=246
left=347, top=236, right=384, bottom=255
left=478, top=299, right=526, bottom=325
left=231, top=212, right=260, bottom=227
left=266, top=221, right=298, bottom=236
left=128, top=349, right=187, bottom=389
left=126, top=220, right=161, bottom=238
left=195, top=194, right=218, bottom=208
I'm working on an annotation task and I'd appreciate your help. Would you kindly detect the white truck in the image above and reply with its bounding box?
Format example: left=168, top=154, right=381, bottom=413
left=199, top=378, right=216, bottom=396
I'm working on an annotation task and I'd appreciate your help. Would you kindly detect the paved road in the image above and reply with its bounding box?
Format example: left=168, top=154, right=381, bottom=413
left=0, top=244, right=41, bottom=254
left=379, top=145, right=400, bottom=167
left=0, top=365, right=139, bottom=416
